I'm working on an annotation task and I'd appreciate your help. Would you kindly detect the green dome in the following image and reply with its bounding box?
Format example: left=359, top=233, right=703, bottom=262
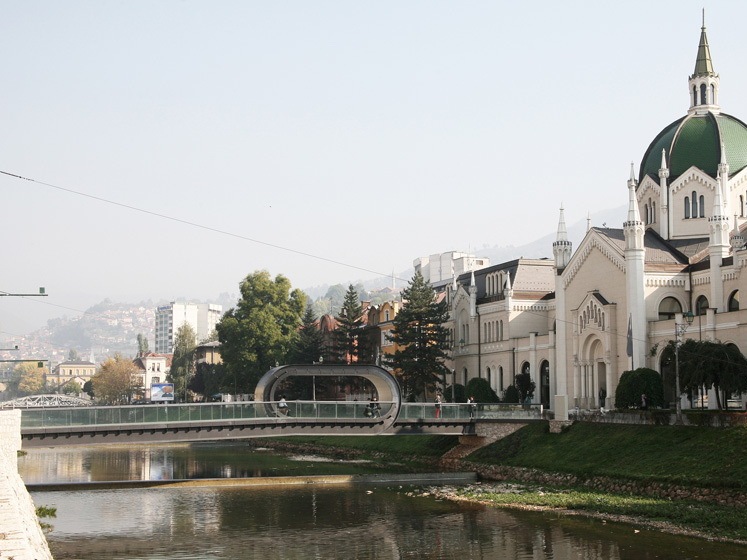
left=639, top=112, right=747, bottom=184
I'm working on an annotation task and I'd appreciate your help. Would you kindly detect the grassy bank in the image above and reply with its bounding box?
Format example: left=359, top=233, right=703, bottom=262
left=466, top=422, right=747, bottom=489
left=271, top=422, right=747, bottom=543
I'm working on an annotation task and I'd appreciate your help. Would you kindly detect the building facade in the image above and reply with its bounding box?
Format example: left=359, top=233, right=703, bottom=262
left=154, top=302, right=222, bottom=353
left=448, top=22, right=747, bottom=417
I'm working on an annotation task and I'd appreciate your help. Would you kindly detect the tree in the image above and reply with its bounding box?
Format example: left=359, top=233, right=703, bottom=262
left=169, top=323, right=197, bottom=401
left=288, top=307, right=324, bottom=364
left=674, top=339, right=747, bottom=409
left=385, top=271, right=451, bottom=401
left=615, top=368, right=664, bottom=409
left=136, top=333, right=150, bottom=357
left=216, top=270, right=306, bottom=394
left=92, top=354, right=140, bottom=404
left=62, top=380, right=82, bottom=396
left=83, top=380, right=95, bottom=398
left=67, top=349, right=80, bottom=361
left=465, top=377, right=500, bottom=403
left=13, top=362, right=46, bottom=396
left=515, top=372, right=536, bottom=403
left=333, top=285, right=363, bottom=364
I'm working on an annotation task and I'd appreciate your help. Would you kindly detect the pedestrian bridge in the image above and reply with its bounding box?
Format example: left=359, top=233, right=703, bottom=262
left=17, top=400, right=542, bottom=448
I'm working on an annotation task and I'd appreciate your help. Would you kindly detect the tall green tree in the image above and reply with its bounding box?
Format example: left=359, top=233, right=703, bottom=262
left=289, top=307, right=325, bottom=364
left=169, top=323, right=197, bottom=401
left=136, top=333, right=150, bottom=357
left=216, top=271, right=306, bottom=393
left=333, top=284, right=363, bottom=364
left=385, top=271, right=451, bottom=401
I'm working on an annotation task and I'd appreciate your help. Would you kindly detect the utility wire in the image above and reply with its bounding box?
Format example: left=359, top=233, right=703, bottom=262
left=0, top=169, right=410, bottom=284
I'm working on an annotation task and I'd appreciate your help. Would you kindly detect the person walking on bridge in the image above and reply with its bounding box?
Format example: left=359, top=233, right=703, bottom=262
left=434, top=393, right=442, bottom=419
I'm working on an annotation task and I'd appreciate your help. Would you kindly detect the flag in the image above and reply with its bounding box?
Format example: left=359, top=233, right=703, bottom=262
left=626, top=315, right=633, bottom=357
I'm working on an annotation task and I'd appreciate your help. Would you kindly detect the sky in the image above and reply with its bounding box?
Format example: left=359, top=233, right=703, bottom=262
left=2, top=0, right=746, bottom=337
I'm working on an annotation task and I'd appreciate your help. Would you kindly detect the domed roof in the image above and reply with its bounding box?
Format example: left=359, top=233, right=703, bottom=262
left=639, top=112, right=747, bottom=184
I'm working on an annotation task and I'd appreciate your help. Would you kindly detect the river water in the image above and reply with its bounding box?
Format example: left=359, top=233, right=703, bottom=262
left=19, top=442, right=747, bottom=560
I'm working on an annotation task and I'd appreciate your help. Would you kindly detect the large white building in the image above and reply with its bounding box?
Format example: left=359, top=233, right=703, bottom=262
left=448, top=22, right=747, bottom=418
left=154, top=302, right=222, bottom=353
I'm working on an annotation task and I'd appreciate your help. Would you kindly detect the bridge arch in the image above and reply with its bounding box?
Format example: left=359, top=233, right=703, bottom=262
left=254, top=364, right=402, bottom=431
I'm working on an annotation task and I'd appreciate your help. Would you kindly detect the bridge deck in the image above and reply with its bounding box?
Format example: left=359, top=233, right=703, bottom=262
left=16, top=401, right=542, bottom=447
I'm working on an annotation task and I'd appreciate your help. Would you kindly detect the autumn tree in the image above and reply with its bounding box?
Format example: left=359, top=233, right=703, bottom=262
left=92, top=354, right=140, bottom=404
left=169, top=323, right=197, bottom=401
left=12, top=361, right=47, bottom=396
left=385, top=271, right=451, bottom=401
left=216, top=270, right=306, bottom=394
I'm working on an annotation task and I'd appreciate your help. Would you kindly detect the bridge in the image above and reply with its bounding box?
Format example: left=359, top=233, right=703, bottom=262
left=17, top=400, right=542, bottom=447
left=12, top=365, right=542, bottom=447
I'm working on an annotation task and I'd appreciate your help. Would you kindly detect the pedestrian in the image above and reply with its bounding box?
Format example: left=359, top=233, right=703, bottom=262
left=640, top=393, right=648, bottom=411
left=599, top=387, right=607, bottom=408
left=468, top=396, right=476, bottom=419
left=278, top=395, right=289, bottom=416
left=434, top=393, right=442, bottom=419
left=369, top=397, right=381, bottom=418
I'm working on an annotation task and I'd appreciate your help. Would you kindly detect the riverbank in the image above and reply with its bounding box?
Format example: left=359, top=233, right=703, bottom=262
left=263, top=421, right=747, bottom=544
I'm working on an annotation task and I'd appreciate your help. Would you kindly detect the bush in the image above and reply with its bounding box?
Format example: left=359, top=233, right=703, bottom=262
left=465, top=377, right=500, bottom=403
left=503, top=385, right=520, bottom=403
left=615, top=368, right=664, bottom=409
left=444, top=384, right=465, bottom=403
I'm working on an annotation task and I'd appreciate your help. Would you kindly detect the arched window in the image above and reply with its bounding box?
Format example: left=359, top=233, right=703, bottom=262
left=658, top=296, right=683, bottom=320
left=711, top=84, right=715, bottom=104
left=521, top=362, right=531, bottom=375
left=728, top=290, right=740, bottom=312
left=644, top=203, right=649, bottom=224
left=741, top=195, right=744, bottom=217
left=685, top=197, right=691, bottom=218
left=692, top=85, right=697, bottom=106
left=499, top=320, right=503, bottom=341
left=695, top=295, right=709, bottom=316
left=499, top=366, right=504, bottom=391
left=486, top=366, right=491, bottom=385
left=652, top=201, right=656, bottom=223
left=692, top=191, right=698, bottom=218
left=700, top=83, right=707, bottom=105
left=699, top=195, right=705, bottom=218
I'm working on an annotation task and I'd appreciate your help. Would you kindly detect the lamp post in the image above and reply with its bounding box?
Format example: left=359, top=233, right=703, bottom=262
left=674, top=311, right=694, bottom=423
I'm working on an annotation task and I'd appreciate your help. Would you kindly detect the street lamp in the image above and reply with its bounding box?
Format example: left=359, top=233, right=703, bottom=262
left=674, top=311, right=695, bottom=423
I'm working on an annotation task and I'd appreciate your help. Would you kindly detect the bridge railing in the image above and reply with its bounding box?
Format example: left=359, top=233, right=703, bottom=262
left=19, top=400, right=543, bottom=429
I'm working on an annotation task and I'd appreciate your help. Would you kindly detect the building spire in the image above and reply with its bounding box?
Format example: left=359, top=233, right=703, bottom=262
left=553, top=205, right=572, bottom=271
left=626, top=162, right=641, bottom=224
left=689, top=13, right=720, bottom=114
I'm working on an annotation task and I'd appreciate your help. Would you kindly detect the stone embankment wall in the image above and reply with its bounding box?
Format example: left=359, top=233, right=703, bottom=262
left=0, top=410, right=53, bottom=560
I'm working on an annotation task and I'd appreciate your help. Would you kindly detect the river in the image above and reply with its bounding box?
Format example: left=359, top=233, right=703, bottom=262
left=18, top=442, right=747, bottom=560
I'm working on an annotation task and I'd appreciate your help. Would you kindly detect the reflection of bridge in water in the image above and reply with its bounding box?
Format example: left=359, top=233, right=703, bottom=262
left=13, top=365, right=542, bottom=447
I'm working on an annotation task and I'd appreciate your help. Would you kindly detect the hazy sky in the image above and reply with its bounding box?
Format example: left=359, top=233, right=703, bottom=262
left=1, top=1, right=745, bottom=336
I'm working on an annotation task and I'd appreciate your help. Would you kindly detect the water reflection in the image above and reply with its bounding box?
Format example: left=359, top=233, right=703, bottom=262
left=21, top=444, right=747, bottom=560
left=19, top=442, right=391, bottom=484
left=32, top=484, right=746, bottom=560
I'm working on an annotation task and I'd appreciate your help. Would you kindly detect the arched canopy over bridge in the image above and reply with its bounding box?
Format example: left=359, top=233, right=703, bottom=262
left=254, top=364, right=401, bottom=433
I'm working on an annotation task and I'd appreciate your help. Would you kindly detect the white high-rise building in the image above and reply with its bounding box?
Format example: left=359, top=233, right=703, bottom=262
left=154, top=302, right=223, bottom=353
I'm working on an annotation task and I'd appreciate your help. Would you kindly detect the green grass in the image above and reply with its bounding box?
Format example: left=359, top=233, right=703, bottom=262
left=467, top=422, right=747, bottom=489
left=459, top=485, right=747, bottom=542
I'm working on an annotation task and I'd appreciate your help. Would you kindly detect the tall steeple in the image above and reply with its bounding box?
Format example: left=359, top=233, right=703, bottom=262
left=624, top=162, right=646, bottom=370
left=658, top=148, right=670, bottom=239
left=553, top=206, right=572, bottom=271
left=688, top=11, right=720, bottom=115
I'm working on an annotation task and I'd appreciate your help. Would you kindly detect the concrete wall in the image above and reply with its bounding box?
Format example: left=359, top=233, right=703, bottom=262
left=0, top=410, right=53, bottom=560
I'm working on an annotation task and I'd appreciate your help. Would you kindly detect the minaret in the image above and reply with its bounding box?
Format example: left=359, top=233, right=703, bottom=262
left=688, top=12, right=720, bottom=115
left=552, top=206, right=572, bottom=421
left=709, top=144, right=731, bottom=310
left=623, top=162, right=646, bottom=370
left=658, top=148, right=670, bottom=239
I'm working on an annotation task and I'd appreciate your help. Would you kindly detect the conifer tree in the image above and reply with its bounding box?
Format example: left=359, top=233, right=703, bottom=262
left=385, top=271, right=451, bottom=400
left=333, top=284, right=363, bottom=364
left=289, top=307, right=325, bottom=364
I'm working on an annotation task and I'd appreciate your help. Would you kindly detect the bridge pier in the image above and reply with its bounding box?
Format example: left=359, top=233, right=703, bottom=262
left=440, top=422, right=528, bottom=466
left=0, top=410, right=53, bottom=559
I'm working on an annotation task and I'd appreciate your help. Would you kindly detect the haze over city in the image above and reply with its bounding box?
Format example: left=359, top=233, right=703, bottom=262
left=2, top=1, right=743, bottom=338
